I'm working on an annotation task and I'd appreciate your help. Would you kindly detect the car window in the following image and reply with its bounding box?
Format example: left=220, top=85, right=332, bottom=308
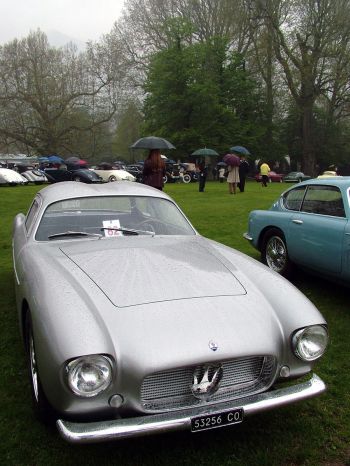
left=301, top=185, right=345, bottom=217
left=35, top=196, right=196, bottom=241
left=25, top=198, right=40, bottom=231
left=283, top=186, right=306, bottom=211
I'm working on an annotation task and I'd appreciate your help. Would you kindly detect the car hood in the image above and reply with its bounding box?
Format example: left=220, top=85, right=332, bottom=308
left=60, top=236, right=246, bottom=307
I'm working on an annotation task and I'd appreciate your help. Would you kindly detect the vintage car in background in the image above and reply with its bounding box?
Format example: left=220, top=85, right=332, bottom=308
left=317, top=170, right=338, bottom=179
left=283, top=172, right=311, bottom=183
left=255, top=171, right=283, bottom=183
left=0, top=168, right=28, bottom=186
left=13, top=181, right=328, bottom=443
left=126, top=164, right=143, bottom=182
left=44, top=166, right=102, bottom=184
left=91, top=164, right=135, bottom=182
left=244, top=178, right=350, bottom=284
left=16, top=164, right=47, bottom=185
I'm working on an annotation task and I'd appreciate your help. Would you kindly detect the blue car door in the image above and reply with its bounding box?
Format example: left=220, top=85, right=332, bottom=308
left=287, top=185, right=347, bottom=275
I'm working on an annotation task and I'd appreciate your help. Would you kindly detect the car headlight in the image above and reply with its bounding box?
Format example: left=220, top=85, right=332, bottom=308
left=292, top=325, right=328, bottom=361
left=66, top=355, right=112, bottom=397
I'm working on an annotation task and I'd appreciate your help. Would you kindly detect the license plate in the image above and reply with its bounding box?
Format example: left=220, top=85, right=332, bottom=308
left=191, top=408, right=244, bottom=432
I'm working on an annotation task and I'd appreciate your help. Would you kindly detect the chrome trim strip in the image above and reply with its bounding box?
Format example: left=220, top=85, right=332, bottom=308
left=57, top=373, right=325, bottom=444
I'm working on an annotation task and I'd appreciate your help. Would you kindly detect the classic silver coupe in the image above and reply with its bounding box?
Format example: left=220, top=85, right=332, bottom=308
left=13, top=182, right=328, bottom=443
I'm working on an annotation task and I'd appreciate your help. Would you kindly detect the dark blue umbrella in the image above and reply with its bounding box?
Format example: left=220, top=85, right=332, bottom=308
left=47, top=155, right=64, bottom=164
left=230, top=146, right=250, bottom=156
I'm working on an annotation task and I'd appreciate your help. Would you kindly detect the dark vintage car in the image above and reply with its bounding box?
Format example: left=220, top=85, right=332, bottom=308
left=44, top=166, right=102, bottom=184
left=283, top=172, right=312, bottom=183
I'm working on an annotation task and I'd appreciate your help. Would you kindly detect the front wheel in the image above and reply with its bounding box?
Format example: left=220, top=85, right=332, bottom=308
left=182, top=174, right=191, bottom=183
left=25, top=313, right=55, bottom=423
left=261, top=229, right=293, bottom=278
left=73, top=176, right=81, bottom=182
left=108, top=175, right=117, bottom=182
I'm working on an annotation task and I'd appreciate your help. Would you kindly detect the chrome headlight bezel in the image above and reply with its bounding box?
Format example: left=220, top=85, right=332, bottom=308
left=66, top=354, right=113, bottom=398
left=292, top=325, right=328, bottom=362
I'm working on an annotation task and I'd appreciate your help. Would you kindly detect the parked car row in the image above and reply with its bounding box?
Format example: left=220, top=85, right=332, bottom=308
left=254, top=171, right=312, bottom=183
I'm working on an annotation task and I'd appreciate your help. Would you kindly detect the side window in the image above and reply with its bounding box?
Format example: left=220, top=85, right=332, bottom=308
left=301, top=185, right=345, bottom=217
left=283, top=186, right=306, bottom=211
left=25, top=198, right=40, bottom=231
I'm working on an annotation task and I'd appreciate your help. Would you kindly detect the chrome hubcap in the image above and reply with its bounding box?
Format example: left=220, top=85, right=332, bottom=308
left=266, top=236, right=287, bottom=272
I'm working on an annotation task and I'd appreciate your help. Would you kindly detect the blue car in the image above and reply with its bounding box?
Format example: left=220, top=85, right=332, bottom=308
left=244, top=178, right=350, bottom=284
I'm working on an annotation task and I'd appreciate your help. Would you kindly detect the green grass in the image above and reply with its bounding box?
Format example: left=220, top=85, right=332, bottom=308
left=0, top=181, right=349, bottom=465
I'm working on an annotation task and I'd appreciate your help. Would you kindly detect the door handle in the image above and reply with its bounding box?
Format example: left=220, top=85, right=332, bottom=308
left=292, top=219, right=303, bottom=224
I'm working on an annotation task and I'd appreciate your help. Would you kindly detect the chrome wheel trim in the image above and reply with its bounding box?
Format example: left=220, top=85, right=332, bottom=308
left=266, top=236, right=287, bottom=273
left=29, top=333, right=39, bottom=402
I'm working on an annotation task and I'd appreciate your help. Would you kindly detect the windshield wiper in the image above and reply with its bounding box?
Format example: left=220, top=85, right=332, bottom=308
left=100, top=227, right=154, bottom=236
left=48, top=231, right=102, bottom=240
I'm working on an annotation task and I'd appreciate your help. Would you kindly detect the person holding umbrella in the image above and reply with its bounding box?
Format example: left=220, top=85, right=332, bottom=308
left=142, top=149, right=166, bottom=191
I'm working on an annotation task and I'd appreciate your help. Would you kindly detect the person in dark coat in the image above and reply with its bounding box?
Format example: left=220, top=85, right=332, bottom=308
left=142, top=149, right=166, bottom=190
left=198, top=161, right=208, bottom=192
left=238, top=155, right=250, bottom=192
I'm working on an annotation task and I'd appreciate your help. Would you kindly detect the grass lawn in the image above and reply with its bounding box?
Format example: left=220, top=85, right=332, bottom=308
left=0, top=180, right=349, bottom=465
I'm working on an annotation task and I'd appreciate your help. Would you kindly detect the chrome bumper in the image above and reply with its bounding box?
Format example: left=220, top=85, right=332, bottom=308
left=243, top=232, right=253, bottom=241
left=57, top=373, right=325, bottom=444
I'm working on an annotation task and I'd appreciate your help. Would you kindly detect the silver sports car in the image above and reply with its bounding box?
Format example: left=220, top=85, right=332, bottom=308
left=12, top=181, right=328, bottom=443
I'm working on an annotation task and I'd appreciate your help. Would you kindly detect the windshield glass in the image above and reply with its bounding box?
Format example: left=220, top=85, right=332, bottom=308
left=35, top=195, right=195, bottom=241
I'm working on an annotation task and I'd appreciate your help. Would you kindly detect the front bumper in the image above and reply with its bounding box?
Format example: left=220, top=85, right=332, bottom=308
left=57, top=373, right=325, bottom=444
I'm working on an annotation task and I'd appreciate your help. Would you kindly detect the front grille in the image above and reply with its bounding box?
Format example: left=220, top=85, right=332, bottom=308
left=141, top=355, right=276, bottom=411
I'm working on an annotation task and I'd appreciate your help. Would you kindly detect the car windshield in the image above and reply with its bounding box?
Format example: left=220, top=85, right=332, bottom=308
left=35, top=195, right=196, bottom=241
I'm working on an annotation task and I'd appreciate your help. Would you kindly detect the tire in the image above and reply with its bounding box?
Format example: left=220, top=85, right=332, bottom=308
left=24, top=313, right=55, bottom=423
left=108, top=175, right=117, bottom=182
left=261, top=228, right=293, bottom=278
left=183, top=174, right=191, bottom=184
left=73, top=176, right=81, bottom=182
left=163, top=175, right=168, bottom=184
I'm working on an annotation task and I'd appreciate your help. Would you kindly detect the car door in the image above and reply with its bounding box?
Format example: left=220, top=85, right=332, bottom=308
left=287, top=184, right=347, bottom=275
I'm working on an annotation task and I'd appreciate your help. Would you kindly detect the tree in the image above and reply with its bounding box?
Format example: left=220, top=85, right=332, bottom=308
left=143, top=35, right=266, bottom=156
left=259, top=0, right=350, bottom=175
left=0, top=30, right=127, bottom=155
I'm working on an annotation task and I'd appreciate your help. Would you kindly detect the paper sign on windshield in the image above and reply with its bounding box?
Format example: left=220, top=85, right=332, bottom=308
left=102, top=219, right=122, bottom=237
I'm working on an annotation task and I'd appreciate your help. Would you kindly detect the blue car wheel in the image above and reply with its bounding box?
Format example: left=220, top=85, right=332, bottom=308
left=261, top=228, right=294, bottom=278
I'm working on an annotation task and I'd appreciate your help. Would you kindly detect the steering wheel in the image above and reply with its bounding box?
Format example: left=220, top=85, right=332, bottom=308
left=137, top=218, right=165, bottom=234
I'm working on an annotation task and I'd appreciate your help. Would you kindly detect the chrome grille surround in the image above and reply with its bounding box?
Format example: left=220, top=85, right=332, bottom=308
left=141, top=355, right=277, bottom=412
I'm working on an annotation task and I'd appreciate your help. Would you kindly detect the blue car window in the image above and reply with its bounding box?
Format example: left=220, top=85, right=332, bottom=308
left=283, top=186, right=306, bottom=211
left=301, top=185, right=345, bottom=217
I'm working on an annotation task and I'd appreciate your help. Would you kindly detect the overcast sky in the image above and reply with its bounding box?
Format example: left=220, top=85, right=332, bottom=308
left=0, top=0, right=125, bottom=45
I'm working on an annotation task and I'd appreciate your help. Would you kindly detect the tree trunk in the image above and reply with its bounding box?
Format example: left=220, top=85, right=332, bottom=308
left=301, top=103, right=316, bottom=176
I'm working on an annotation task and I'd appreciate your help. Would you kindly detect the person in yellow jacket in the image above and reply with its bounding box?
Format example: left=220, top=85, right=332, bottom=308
left=260, top=162, right=270, bottom=187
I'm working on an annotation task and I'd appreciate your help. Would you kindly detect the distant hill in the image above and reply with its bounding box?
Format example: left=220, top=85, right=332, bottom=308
left=46, top=30, right=87, bottom=50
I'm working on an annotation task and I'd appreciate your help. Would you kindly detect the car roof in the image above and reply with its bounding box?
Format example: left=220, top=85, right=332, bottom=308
left=284, top=177, right=350, bottom=192
left=36, top=181, right=172, bottom=205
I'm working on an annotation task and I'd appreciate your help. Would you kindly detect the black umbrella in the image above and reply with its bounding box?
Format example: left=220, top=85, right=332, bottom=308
left=130, top=136, right=176, bottom=150
left=191, top=148, right=219, bottom=157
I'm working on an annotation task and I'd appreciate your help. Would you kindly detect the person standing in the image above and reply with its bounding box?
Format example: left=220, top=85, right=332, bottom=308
left=218, top=167, right=225, bottom=183
left=198, top=161, right=208, bottom=192
left=227, top=164, right=240, bottom=194
left=142, top=149, right=166, bottom=190
left=238, top=156, right=250, bottom=192
left=260, top=161, right=271, bottom=187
